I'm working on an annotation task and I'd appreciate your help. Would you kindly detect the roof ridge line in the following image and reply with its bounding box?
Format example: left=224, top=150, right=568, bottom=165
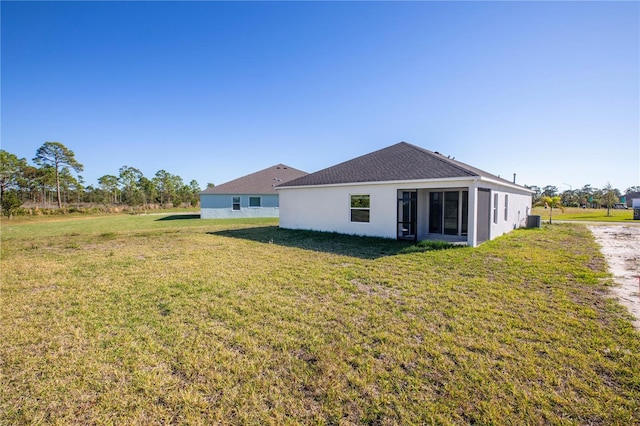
left=401, top=142, right=477, bottom=177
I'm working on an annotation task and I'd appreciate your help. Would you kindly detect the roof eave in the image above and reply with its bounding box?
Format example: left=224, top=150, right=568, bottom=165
left=200, top=191, right=278, bottom=195
left=276, top=176, right=480, bottom=190
left=277, top=176, right=535, bottom=193
left=475, top=176, right=536, bottom=193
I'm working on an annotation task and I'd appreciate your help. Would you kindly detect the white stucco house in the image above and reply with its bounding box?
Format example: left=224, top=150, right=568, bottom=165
left=200, top=164, right=307, bottom=219
left=277, top=142, right=533, bottom=247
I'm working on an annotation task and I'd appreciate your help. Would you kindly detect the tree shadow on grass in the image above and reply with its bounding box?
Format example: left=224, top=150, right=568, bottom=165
left=208, top=226, right=413, bottom=260
left=156, top=214, right=201, bottom=221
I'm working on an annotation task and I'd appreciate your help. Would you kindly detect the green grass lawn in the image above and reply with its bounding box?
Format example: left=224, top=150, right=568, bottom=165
left=532, top=206, right=635, bottom=222
left=1, top=214, right=639, bottom=424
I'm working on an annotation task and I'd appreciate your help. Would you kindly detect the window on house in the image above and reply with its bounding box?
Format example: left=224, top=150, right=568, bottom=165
left=232, top=196, right=241, bottom=211
left=493, top=193, right=499, bottom=224
left=504, top=194, right=509, bottom=221
left=249, top=196, right=261, bottom=207
left=350, top=194, right=370, bottom=223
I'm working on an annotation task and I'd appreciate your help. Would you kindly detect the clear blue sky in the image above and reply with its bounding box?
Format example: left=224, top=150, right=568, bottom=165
left=2, top=1, right=638, bottom=192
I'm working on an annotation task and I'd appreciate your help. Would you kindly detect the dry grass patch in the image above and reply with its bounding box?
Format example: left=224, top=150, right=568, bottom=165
left=1, top=216, right=639, bottom=424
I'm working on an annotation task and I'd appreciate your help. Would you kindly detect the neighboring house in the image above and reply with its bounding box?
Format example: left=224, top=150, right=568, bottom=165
left=624, top=191, right=640, bottom=208
left=277, top=142, right=533, bottom=247
left=200, top=164, right=307, bottom=219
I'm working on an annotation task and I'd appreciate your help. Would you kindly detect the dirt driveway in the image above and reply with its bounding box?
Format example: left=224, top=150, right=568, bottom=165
left=588, top=224, right=640, bottom=329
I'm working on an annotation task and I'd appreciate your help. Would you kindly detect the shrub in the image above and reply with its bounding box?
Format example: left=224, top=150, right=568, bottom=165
left=1, top=191, right=22, bottom=217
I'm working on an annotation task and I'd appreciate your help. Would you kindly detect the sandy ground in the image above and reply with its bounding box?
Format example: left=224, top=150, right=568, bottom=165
left=588, top=224, right=640, bottom=329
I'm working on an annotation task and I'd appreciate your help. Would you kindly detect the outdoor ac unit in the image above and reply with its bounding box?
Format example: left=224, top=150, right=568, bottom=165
left=527, top=215, right=542, bottom=228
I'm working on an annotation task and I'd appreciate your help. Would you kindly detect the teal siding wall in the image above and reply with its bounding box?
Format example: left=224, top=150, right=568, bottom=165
left=200, top=194, right=280, bottom=218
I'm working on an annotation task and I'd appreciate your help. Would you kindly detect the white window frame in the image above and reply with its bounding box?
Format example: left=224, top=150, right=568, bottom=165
left=248, top=196, right=261, bottom=208
left=232, top=196, right=241, bottom=211
left=493, top=193, right=499, bottom=224
left=504, top=194, right=509, bottom=221
left=350, top=194, right=370, bottom=223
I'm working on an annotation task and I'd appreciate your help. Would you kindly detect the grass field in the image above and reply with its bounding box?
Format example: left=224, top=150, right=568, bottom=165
left=532, top=206, right=635, bottom=223
left=1, top=214, right=639, bottom=424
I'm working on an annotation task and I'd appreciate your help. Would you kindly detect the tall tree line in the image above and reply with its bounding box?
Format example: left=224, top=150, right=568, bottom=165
left=525, top=184, right=640, bottom=209
left=2, top=141, right=638, bottom=215
left=1, top=142, right=202, bottom=213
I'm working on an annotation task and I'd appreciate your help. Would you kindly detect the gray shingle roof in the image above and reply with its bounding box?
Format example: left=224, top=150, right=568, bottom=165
left=278, top=142, right=514, bottom=187
left=200, top=164, right=307, bottom=195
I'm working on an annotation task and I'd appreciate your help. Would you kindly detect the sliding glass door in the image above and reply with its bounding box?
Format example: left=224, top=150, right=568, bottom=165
left=444, top=191, right=459, bottom=235
left=429, top=192, right=442, bottom=234
left=429, top=190, right=468, bottom=236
